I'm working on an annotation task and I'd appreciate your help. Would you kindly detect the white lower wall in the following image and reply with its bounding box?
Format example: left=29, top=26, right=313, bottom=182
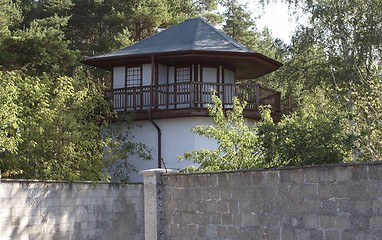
left=119, top=117, right=218, bottom=182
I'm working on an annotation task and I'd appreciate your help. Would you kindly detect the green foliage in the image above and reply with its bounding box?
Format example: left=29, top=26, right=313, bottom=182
left=0, top=71, right=103, bottom=180
left=258, top=91, right=353, bottom=167
left=0, top=0, right=22, bottom=32
left=351, top=65, right=382, bottom=161
left=66, top=0, right=219, bottom=57
left=0, top=71, right=21, bottom=156
left=180, top=93, right=352, bottom=171
left=180, top=93, right=263, bottom=171
left=0, top=71, right=150, bottom=181
left=253, top=0, right=382, bottom=163
left=0, top=1, right=77, bottom=75
left=1, top=18, right=77, bottom=74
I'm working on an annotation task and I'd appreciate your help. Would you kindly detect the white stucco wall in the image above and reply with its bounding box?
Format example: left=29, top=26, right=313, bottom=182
left=142, top=64, right=151, bottom=86
left=113, top=66, right=125, bottom=88
left=158, top=64, right=168, bottom=84
left=120, top=117, right=218, bottom=182
left=224, top=68, right=235, bottom=84
left=168, top=67, right=174, bottom=83
left=203, top=67, right=217, bottom=83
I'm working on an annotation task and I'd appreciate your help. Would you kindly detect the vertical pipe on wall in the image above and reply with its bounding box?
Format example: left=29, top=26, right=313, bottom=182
left=148, top=55, right=162, bottom=168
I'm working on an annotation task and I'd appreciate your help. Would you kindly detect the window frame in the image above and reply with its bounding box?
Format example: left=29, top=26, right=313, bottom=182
left=125, top=65, right=142, bottom=87
left=174, top=65, right=192, bottom=83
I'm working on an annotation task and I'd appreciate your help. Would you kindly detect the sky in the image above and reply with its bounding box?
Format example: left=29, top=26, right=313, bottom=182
left=220, top=1, right=309, bottom=44
left=254, top=2, right=298, bottom=43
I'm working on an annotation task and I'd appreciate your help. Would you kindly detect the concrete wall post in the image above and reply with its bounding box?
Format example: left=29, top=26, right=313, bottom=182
left=140, top=168, right=179, bottom=240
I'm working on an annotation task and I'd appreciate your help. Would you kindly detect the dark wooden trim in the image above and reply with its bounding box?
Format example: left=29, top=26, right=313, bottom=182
left=221, top=66, right=225, bottom=104
left=200, top=63, right=220, bottom=69
left=223, top=65, right=235, bottom=73
left=221, top=66, right=224, bottom=84
left=111, top=67, right=114, bottom=89
left=124, top=108, right=281, bottom=122
left=166, top=65, right=169, bottom=84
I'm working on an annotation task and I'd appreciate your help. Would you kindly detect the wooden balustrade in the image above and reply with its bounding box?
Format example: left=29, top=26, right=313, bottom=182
left=110, top=82, right=281, bottom=113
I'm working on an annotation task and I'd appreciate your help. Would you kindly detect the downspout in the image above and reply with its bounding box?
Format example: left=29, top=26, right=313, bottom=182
left=148, top=55, right=162, bottom=169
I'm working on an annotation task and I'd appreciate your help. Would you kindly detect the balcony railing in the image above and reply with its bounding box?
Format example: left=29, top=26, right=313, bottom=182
left=110, top=82, right=281, bottom=113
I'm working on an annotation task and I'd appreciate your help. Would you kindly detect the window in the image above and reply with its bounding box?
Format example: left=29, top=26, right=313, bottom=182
left=176, top=67, right=191, bottom=83
left=126, top=66, right=141, bottom=87
left=174, top=66, right=191, bottom=105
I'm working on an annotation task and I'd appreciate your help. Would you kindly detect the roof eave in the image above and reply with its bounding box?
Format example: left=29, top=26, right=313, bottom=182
left=81, top=50, right=282, bottom=77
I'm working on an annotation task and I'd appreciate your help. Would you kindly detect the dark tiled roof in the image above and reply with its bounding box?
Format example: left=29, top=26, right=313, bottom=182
left=82, top=17, right=283, bottom=79
left=85, top=18, right=252, bottom=60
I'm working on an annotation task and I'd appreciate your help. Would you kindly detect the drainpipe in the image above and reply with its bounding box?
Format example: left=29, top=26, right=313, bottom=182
left=148, top=55, right=162, bottom=168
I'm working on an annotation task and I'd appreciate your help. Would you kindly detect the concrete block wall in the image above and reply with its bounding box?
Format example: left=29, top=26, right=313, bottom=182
left=0, top=180, right=144, bottom=240
left=159, top=162, right=382, bottom=240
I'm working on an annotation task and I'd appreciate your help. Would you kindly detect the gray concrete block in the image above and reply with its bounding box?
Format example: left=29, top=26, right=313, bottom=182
left=320, top=215, right=335, bottom=229
left=319, top=169, right=336, bottom=183
left=341, top=230, right=357, bottom=240
left=351, top=215, right=370, bottom=231
left=335, top=214, right=351, bottom=230
left=356, top=231, right=377, bottom=240
left=304, top=168, right=320, bottom=184
left=367, top=182, right=382, bottom=198
left=227, top=226, right=239, bottom=239
left=295, top=229, right=310, bottom=240
left=228, top=201, right=239, bottom=213
left=369, top=216, right=382, bottom=230
left=281, top=228, right=294, bottom=240
left=319, top=200, right=338, bottom=214
left=355, top=200, right=372, bottom=215
left=290, top=169, right=304, bottom=183
left=372, top=200, right=382, bottom=214
left=222, top=212, right=232, bottom=225
left=242, top=213, right=258, bottom=226
left=280, top=170, right=291, bottom=183
left=337, top=199, right=353, bottom=214
left=332, top=183, right=351, bottom=198
left=206, top=201, right=218, bottom=213
left=206, top=174, right=218, bottom=187
left=318, top=184, right=333, bottom=198
left=210, top=213, right=221, bottom=225
left=181, top=212, right=193, bottom=223
left=351, top=166, right=369, bottom=181
left=334, top=167, right=352, bottom=182
left=250, top=171, right=264, bottom=185
left=192, top=213, right=208, bottom=225
left=303, top=214, right=320, bottom=229
left=206, top=225, right=217, bottom=238
left=197, top=225, right=206, bottom=238
left=309, top=230, right=324, bottom=240
left=301, top=184, right=318, bottom=198
left=266, top=171, right=280, bottom=185
left=350, top=182, right=369, bottom=200
left=184, top=224, right=197, bottom=237
left=217, top=226, right=227, bottom=238
left=368, top=165, right=382, bottom=181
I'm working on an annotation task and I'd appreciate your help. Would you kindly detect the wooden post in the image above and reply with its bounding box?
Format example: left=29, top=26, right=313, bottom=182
left=255, top=84, right=260, bottom=111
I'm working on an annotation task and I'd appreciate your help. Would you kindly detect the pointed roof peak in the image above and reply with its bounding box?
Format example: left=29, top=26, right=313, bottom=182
left=86, top=17, right=253, bottom=60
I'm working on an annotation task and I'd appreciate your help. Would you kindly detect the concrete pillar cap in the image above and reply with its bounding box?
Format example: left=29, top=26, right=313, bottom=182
left=139, top=168, right=180, bottom=175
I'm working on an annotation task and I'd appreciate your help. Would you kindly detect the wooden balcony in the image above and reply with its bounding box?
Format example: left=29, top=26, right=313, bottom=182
left=110, top=82, right=281, bottom=121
